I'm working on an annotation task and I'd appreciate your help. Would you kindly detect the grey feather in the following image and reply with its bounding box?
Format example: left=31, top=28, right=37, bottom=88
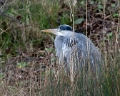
left=54, top=29, right=102, bottom=73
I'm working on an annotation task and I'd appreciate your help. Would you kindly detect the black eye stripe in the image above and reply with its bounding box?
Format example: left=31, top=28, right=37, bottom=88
left=58, top=25, right=72, bottom=31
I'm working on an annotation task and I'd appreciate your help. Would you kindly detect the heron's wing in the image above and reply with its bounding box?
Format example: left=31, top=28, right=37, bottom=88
left=62, top=33, right=101, bottom=65
left=60, top=33, right=102, bottom=73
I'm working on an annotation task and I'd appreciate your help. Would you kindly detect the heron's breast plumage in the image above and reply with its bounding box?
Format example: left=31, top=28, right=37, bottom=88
left=62, top=36, right=79, bottom=57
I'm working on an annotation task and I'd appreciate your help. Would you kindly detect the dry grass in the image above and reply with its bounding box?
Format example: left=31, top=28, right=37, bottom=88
left=0, top=0, right=120, bottom=96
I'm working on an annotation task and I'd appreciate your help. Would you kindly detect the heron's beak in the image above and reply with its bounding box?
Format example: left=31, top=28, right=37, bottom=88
left=41, top=29, right=63, bottom=36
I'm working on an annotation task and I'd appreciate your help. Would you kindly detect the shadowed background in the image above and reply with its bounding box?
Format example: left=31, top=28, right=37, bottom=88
left=0, top=0, right=120, bottom=96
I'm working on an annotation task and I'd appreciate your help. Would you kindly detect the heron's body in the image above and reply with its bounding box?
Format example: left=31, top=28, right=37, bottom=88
left=55, top=31, right=101, bottom=72
left=42, top=25, right=102, bottom=73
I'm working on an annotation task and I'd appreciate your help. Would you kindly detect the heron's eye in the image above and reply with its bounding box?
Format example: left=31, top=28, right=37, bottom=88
left=60, top=36, right=63, bottom=38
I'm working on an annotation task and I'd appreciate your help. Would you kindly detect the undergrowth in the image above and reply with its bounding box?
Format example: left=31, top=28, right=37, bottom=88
left=0, top=0, right=120, bottom=96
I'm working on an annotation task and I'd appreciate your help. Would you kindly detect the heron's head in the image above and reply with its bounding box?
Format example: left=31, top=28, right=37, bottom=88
left=41, top=24, right=73, bottom=36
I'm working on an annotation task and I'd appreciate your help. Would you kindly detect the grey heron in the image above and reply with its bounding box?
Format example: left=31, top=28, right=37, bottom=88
left=41, top=24, right=102, bottom=74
